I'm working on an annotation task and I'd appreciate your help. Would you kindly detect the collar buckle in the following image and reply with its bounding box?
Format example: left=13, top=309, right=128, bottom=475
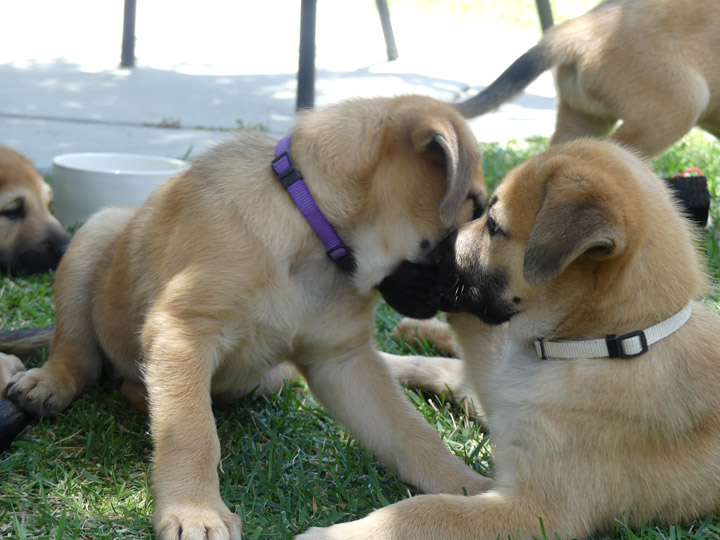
left=606, top=330, right=648, bottom=359
left=271, top=151, right=302, bottom=188
left=272, top=135, right=355, bottom=273
left=534, top=304, right=692, bottom=361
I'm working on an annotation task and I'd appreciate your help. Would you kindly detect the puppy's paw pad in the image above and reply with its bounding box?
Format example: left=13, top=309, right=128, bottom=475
left=155, top=505, right=242, bottom=540
left=6, top=368, right=74, bottom=417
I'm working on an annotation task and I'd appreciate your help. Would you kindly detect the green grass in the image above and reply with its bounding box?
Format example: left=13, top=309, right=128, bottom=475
left=0, top=303, right=485, bottom=539
left=2, top=129, right=720, bottom=539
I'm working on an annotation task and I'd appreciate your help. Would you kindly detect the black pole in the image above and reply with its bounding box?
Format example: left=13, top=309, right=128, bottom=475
left=121, top=0, right=137, bottom=67
left=375, top=0, right=398, bottom=61
left=296, top=0, right=317, bottom=111
left=535, top=0, right=554, bottom=31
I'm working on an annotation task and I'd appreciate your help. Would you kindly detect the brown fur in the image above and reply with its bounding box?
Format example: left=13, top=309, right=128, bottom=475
left=0, top=145, right=69, bottom=390
left=1, top=96, right=489, bottom=540
left=0, top=144, right=69, bottom=274
left=298, top=139, right=720, bottom=539
left=456, top=0, right=720, bottom=157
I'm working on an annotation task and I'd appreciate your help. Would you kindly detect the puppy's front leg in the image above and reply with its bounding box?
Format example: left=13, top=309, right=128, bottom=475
left=143, top=311, right=242, bottom=540
left=301, top=344, right=490, bottom=496
left=448, top=314, right=508, bottom=419
left=296, top=490, right=567, bottom=540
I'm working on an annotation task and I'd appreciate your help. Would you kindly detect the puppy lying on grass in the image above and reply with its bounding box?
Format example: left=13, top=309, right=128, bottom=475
left=299, top=139, right=720, bottom=539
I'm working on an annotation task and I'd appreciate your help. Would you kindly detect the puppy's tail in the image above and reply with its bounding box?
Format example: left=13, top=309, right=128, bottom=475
left=0, top=325, right=54, bottom=356
left=453, top=0, right=610, bottom=120
left=454, top=43, right=555, bottom=118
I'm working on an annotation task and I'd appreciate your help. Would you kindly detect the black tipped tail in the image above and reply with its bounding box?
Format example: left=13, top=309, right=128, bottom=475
left=455, top=45, right=553, bottom=118
left=0, top=325, right=54, bottom=356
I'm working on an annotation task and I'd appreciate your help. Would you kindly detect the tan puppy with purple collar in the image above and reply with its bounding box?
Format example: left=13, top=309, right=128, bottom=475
left=298, top=139, right=720, bottom=539
left=2, top=95, right=489, bottom=540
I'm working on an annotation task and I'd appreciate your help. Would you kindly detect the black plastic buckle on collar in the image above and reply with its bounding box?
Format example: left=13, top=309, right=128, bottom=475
left=327, top=245, right=355, bottom=272
left=271, top=151, right=356, bottom=274
left=537, top=338, right=548, bottom=360
left=605, top=330, right=648, bottom=359
left=271, top=151, right=302, bottom=188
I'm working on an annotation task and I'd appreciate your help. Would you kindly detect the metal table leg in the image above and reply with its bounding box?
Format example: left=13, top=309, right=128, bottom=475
left=121, top=0, right=137, bottom=67
left=296, top=0, right=317, bottom=111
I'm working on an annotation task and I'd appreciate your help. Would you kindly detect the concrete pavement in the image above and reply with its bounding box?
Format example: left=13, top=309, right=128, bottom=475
left=0, top=0, right=558, bottom=172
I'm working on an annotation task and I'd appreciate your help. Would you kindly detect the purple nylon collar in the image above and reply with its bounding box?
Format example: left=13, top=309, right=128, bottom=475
left=271, top=135, right=354, bottom=272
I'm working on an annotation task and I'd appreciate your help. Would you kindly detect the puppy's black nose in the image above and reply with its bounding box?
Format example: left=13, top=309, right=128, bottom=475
left=49, top=235, right=71, bottom=259
left=16, top=229, right=72, bottom=273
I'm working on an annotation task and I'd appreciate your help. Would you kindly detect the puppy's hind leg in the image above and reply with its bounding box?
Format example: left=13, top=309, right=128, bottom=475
left=7, top=208, right=135, bottom=417
left=550, top=102, right=617, bottom=147
left=609, top=75, right=710, bottom=157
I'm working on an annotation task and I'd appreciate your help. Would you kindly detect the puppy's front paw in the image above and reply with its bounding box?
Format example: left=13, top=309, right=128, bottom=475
left=0, top=353, right=25, bottom=392
left=394, top=317, right=457, bottom=355
left=154, top=503, right=242, bottom=540
left=6, top=367, right=75, bottom=417
left=393, top=317, right=430, bottom=344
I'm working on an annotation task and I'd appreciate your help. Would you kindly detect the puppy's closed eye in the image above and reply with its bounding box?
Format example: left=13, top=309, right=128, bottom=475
left=486, top=215, right=502, bottom=236
left=0, top=199, right=25, bottom=221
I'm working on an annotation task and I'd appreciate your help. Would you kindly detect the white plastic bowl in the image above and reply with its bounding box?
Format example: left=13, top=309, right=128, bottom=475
left=51, top=153, right=190, bottom=227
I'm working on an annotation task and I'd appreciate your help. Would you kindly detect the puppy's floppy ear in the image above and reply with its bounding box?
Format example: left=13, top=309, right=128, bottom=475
left=411, top=119, right=480, bottom=228
left=523, top=197, right=626, bottom=285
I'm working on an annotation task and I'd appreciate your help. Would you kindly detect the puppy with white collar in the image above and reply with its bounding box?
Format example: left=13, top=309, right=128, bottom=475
left=299, top=139, right=720, bottom=539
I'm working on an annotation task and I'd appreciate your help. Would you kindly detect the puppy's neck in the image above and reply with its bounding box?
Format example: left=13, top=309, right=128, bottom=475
left=289, top=121, right=379, bottom=231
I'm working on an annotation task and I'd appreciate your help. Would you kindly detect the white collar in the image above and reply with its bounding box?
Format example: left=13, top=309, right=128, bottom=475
left=534, top=304, right=692, bottom=360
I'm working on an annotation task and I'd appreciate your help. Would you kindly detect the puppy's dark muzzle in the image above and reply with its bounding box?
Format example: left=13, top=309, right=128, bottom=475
left=435, top=231, right=517, bottom=325
left=379, top=227, right=516, bottom=325
left=377, top=231, right=459, bottom=319
left=377, top=259, right=442, bottom=319
left=5, top=228, right=71, bottom=274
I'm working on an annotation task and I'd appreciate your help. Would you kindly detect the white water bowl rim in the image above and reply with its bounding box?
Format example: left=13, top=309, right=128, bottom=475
left=52, top=152, right=189, bottom=175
